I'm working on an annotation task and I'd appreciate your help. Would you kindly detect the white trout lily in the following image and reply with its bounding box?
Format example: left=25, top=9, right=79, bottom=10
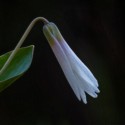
left=43, top=22, right=100, bottom=104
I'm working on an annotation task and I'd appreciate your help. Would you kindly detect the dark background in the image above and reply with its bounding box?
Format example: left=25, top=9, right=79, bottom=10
left=0, top=0, right=125, bottom=125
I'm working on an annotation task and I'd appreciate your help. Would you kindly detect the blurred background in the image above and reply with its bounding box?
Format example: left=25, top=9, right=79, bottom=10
left=0, top=0, right=125, bottom=125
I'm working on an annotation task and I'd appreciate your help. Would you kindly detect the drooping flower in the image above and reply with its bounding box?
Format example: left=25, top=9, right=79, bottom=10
left=43, top=22, right=100, bottom=104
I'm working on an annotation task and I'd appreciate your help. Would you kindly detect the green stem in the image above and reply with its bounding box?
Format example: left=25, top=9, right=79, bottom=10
left=0, top=17, right=49, bottom=76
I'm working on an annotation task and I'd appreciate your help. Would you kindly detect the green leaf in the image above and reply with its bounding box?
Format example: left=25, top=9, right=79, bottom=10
left=0, top=45, right=34, bottom=92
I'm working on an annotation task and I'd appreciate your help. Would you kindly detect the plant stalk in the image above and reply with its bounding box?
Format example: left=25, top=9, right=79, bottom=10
left=0, top=17, right=49, bottom=76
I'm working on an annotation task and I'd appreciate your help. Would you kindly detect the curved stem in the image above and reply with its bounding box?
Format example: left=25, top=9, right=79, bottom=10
left=0, top=17, right=49, bottom=76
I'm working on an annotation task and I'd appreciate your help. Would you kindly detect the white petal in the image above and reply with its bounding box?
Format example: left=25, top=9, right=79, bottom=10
left=76, top=66, right=100, bottom=93
left=59, top=40, right=99, bottom=88
left=57, top=40, right=100, bottom=99
left=43, top=25, right=81, bottom=100
left=51, top=40, right=81, bottom=100
left=79, top=88, right=87, bottom=104
left=73, top=67, right=99, bottom=98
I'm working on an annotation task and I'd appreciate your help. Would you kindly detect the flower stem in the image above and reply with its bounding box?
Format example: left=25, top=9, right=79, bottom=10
left=0, top=17, right=49, bottom=76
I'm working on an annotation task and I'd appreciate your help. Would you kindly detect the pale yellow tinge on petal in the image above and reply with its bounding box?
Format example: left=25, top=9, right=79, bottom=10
left=43, top=24, right=55, bottom=46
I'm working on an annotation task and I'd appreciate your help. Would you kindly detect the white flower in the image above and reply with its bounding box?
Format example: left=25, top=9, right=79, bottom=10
left=43, top=22, right=100, bottom=104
